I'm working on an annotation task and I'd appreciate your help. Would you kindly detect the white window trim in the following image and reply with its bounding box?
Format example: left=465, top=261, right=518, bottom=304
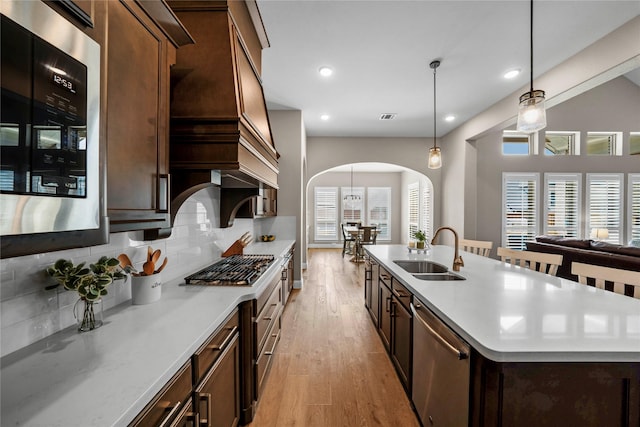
left=543, top=173, right=581, bottom=238
left=502, top=130, right=539, bottom=156
left=502, top=172, right=540, bottom=249
left=585, top=173, right=623, bottom=244
left=543, top=131, right=580, bottom=156
left=586, top=131, right=623, bottom=156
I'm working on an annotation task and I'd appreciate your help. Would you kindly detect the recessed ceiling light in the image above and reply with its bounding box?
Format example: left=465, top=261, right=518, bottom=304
left=318, top=66, right=333, bottom=77
left=320, top=114, right=330, bottom=121
left=444, top=115, right=456, bottom=122
left=504, top=69, right=521, bottom=79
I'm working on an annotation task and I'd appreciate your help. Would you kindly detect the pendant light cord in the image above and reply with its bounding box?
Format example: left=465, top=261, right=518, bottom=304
left=433, top=63, right=437, bottom=149
left=529, top=0, right=534, bottom=93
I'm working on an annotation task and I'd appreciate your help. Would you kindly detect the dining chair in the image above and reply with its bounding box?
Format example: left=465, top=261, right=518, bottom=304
left=460, top=238, right=493, bottom=257
left=346, top=221, right=361, bottom=227
left=341, top=223, right=356, bottom=258
left=497, top=247, right=564, bottom=276
left=354, top=225, right=377, bottom=263
left=571, top=262, right=640, bottom=299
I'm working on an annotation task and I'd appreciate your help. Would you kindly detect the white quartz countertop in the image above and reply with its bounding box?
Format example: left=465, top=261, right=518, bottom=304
left=0, top=240, right=295, bottom=427
left=366, top=245, right=640, bottom=363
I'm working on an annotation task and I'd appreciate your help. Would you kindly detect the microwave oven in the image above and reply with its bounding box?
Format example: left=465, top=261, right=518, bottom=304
left=1, top=1, right=106, bottom=258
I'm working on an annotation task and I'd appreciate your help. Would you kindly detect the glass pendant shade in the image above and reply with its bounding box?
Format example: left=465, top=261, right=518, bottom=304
left=428, top=146, right=442, bottom=169
left=517, top=89, right=546, bottom=133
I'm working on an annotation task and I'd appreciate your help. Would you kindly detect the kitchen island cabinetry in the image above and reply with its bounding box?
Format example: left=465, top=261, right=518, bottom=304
left=364, top=256, right=379, bottom=325
left=365, top=245, right=640, bottom=427
left=390, top=280, right=412, bottom=394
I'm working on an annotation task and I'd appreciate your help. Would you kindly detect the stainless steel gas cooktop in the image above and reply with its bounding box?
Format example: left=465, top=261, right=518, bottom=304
left=184, top=254, right=275, bottom=286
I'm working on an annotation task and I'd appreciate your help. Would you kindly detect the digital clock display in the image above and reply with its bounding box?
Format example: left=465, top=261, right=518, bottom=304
left=52, top=73, right=76, bottom=93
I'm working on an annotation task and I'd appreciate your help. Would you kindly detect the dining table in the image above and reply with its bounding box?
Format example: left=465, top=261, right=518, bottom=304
left=344, top=225, right=378, bottom=263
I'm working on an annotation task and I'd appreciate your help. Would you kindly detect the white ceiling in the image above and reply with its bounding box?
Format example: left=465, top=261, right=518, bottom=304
left=257, top=1, right=640, bottom=138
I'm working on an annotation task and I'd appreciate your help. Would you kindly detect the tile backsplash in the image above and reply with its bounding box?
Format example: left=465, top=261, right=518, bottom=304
left=0, top=186, right=295, bottom=357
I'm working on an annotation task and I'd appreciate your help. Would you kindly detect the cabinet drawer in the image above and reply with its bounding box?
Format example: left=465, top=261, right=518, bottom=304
left=255, top=273, right=281, bottom=316
left=129, top=361, right=192, bottom=427
left=192, top=309, right=239, bottom=384
left=256, top=319, right=281, bottom=394
left=392, top=280, right=412, bottom=311
left=255, top=283, right=282, bottom=354
left=379, top=266, right=393, bottom=288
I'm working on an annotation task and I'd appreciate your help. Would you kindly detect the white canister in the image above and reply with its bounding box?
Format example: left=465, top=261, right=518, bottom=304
left=131, top=273, right=162, bottom=305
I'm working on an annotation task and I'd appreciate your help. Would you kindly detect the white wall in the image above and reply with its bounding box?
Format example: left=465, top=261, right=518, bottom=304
left=0, top=188, right=295, bottom=357
left=268, top=110, right=306, bottom=282
left=473, top=76, right=640, bottom=251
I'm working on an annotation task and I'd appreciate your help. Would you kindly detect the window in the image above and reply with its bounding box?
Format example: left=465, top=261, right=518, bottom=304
left=503, top=173, right=539, bottom=250
left=586, top=132, right=622, bottom=156
left=502, top=130, right=534, bottom=155
left=544, top=131, right=579, bottom=156
left=367, top=187, right=391, bottom=241
left=586, top=174, right=622, bottom=244
left=629, top=174, right=640, bottom=244
left=314, top=187, right=339, bottom=241
left=421, top=183, right=433, bottom=241
left=630, top=132, right=640, bottom=155
left=408, top=182, right=419, bottom=241
left=341, top=186, right=364, bottom=223
left=544, top=173, right=581, bottom=237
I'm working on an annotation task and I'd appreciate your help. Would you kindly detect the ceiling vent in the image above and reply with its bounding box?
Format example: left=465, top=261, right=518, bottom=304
left=379, top=113, right=397, bottom=120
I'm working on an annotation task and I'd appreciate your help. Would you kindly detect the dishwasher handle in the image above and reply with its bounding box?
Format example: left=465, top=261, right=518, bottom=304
left=411, top=302, right=469, bottom=360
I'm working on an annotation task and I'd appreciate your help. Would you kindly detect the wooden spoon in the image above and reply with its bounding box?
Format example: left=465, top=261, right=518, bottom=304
left=147, top=246, right=153, bottom=263
left=155, top=257, right=168, bottom=274
left=143, top=260, right=155, bottom=276
left=151, top=249, right=161, bottom=264
left=117, top=253, right=133, bottom=269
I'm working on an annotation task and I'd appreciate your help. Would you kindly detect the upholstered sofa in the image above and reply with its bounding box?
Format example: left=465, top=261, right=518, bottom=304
left=525, top=235, right=640, bottom=282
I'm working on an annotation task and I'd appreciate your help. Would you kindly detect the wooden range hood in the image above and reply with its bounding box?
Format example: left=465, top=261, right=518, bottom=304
left=167, top=0, right=278, bottom=229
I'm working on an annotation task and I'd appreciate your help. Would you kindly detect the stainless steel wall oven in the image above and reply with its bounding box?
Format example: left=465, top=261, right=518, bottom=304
left=1, top=1, right=106, bottom=258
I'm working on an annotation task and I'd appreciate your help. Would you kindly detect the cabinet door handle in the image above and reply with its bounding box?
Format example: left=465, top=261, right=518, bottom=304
left=158, top=174, right=169, bottom=213
left=197, top=392, right=212, bottom=427
left=183, top=412, right=200, bottom=427
left=390, top=300, right=397, bottom=318
left=410, top=303, right=468, bottom=360
left=392, top=288, right=408, bottom=298
left=263, top=302, right=279, bottom=321
left=206, top=326, right=237, bottom=351
left=158, top=401, right=182, bottom=427
left=386, top=296, right=391, bottom=313
left=265, top=329, right=281, bottom=356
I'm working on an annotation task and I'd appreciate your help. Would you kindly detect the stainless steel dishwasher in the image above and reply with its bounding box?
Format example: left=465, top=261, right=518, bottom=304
left=411, top=301, right=470, bottom=427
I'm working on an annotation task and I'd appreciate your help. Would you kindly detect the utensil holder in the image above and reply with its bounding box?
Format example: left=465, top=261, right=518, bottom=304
left=131, top=273, right=162, bottom=305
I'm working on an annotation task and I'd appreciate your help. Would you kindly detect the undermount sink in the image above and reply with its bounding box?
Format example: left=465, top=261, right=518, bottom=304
left=394, top=260, right=448, bottom=274
left=412, top=272, right=466, bottom=281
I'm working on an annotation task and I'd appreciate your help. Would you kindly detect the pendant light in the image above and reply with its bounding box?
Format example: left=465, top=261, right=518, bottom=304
left=428, top=60, right=442, bottom=169
left=343, top=165, right=361, bottom=201
left=516, top=0, right=546, bottom=133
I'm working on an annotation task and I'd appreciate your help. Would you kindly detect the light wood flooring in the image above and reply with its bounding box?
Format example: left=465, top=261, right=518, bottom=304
left=248, top=249, right=420, bottom=427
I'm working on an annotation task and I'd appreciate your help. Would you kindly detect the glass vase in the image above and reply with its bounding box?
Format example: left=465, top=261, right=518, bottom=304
left=74, top=298, right=103, bottom=332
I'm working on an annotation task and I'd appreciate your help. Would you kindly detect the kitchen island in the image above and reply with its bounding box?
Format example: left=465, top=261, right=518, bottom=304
left=0, top=240, right=295, bottom=427
left=365, top=244, right=640, bottom=426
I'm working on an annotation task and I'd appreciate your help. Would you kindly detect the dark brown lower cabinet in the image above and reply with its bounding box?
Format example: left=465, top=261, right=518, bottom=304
left=471, top=355, right=640, bottom=426
left=390, top=295, right=412, bottom=393
left=195, top=334, right=241, bottom=427
left=378, top=281, right=392, bottom=352
left=364, top=257, right=379, bottom=326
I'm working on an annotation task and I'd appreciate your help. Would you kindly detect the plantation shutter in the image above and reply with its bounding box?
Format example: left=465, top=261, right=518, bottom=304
left=421, top=184, right=433, bottom=240
left=502, top=173, right=539, bottom=250
left=367, top=187, right=391, bottom=240
left=408, top=182, right=419, bottom=241
left=341, top=187, right=364, bottom=223
left=314, top=187, right=338, bottom=241
left=586, top=174, right=622, bottom=244
left=628, top=174, right=640, bottom=243
left=544, top=173, right=581, bottom=238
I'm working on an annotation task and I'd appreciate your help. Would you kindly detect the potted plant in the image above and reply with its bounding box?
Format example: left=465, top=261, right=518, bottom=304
left=413, top=230, right=428, bottom=249
left=46, top=257, right=127, bottom=331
